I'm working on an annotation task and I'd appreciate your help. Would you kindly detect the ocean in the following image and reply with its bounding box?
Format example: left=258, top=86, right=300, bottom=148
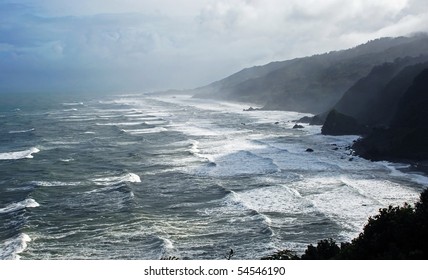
left=0, top=92, right=426, bottom=260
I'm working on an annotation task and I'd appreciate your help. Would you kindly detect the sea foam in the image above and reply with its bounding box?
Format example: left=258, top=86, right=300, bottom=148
left=0, top=233, right=32, bottom=260
left=92, top=173, right=141, bottom=185
left=8, top=128, right=35, bottom=134
left=62, top=102, right=83, bottom=106
left=121, top=127, right=167, bottom=135
left=0, top=198, right=40, bottom=214
left=379, top=161, right=428, bottom=186
left=193, top=150, right=280, bottom=177
left=0, top=147, right=40, bottom=160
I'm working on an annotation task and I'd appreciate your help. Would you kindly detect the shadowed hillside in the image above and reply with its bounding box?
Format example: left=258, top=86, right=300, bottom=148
left=319, top=60, right=428, bottom=135
left=353, top=69, right=428, bottom=161
left=192, top=34, right=428, bottom=114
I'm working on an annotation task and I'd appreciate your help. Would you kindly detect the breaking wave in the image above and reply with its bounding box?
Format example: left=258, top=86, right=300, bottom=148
left=0, top=147, right=40, bottom=160
left=0, top=198, right=40, bottom=214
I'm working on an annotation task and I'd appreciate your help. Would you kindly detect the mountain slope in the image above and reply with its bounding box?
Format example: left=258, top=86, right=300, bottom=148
left=353, top=69, right=428, bottom=161
left=323, top=57, right=428, bottom=130
left=192, top=34, right=428, bottom=114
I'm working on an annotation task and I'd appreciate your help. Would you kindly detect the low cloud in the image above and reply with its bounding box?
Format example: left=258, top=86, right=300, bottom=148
left=1, top=0, right=427, bottom=93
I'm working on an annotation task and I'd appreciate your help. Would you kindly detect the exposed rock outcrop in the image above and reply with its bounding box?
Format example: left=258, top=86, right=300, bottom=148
left=321, top=110, right=370, bottom=136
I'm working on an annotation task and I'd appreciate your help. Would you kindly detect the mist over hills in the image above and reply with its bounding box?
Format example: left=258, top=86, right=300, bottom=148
left=314, top=40, right=428, bottom=161
left=352, top=69, right=428, bottom=161
left=321, top=59, right=428, bottom=136
left=190, top=33, right=428, bottom=162
left=332, top=58, right=428, bottom=127
left=192, top=34, right=428, bottom=114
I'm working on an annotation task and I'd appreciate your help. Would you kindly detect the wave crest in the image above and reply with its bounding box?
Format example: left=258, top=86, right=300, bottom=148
left=8, top=128, right=35, bottom=134
left=92, top=173, right=141, bottom=185
left=0, top=147, right=40, bottom=160
left=0, top=233, right=32, bottom=260
left=0, top=198, right=40, bottom=214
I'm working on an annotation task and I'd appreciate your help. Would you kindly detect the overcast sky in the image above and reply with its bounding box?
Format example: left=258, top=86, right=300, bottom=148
left=1, top=0, right=428, bottom=94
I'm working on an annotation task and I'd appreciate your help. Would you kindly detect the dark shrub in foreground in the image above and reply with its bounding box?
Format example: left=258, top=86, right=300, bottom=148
left=264, top=188, right=428, bottom=260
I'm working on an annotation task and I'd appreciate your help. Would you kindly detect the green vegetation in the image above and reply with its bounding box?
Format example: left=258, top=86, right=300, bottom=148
left=263, top=188, right=428, bottom=259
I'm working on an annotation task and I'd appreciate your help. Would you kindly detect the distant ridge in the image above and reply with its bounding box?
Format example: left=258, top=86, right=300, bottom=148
left=191, top=34, right=428, bottom=114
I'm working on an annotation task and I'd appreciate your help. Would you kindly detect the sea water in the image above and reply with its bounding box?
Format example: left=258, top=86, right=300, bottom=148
left=0, top=92, right=426, bottom=259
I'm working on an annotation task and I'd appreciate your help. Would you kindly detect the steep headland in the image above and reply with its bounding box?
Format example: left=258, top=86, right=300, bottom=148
left=318, top=60, right=428, bottom=134
left=330, top=57, right=428, bottom=126
left=352, top=69, right=428, bottom=161
left=316, top=59, right=428, bottom=162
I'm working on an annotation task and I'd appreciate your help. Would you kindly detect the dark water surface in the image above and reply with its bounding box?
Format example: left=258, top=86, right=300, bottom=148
left=0, top=93, right=426, bottom=259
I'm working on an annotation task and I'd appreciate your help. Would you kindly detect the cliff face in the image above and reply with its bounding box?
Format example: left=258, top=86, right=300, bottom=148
left=321, top=110, right=370, bottom=136
left=331, top=57, right=428, bottom=126
left=392, top=69, right=428, bottom=129
left=352, top=69, right=428, bottom=161
left=318, top=58, right=428, bottom=133
left=192, top=35, right=428, bottom=114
